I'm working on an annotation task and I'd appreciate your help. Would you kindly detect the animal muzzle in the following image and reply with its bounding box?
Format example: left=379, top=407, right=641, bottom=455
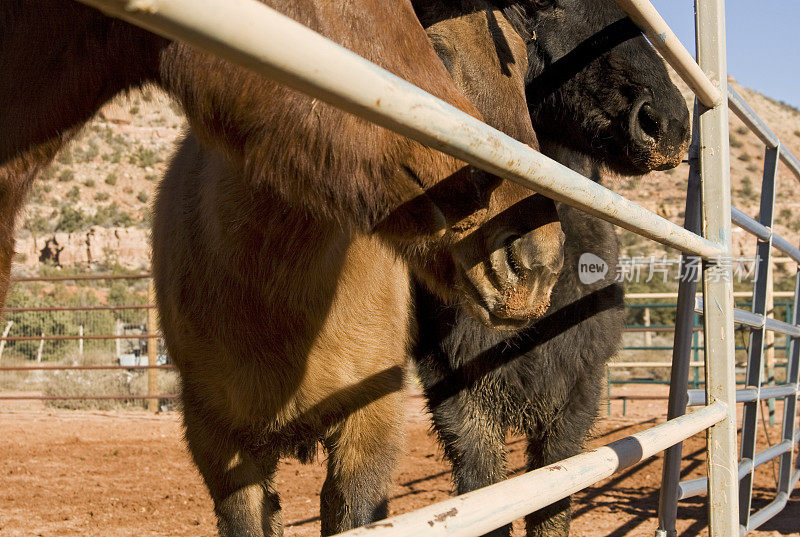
left=628, top=95, right=691, bottom=171
left=456, top=214, right=565, bottom=330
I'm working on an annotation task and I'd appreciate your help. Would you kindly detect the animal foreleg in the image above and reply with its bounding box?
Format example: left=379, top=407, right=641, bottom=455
left=524, top=395, right=600, bottom=537
left=320, top=389, right=404, bottom=536
left=429, top=395, right=510, bottom=537
left=183, top=403, right=282, bottom=537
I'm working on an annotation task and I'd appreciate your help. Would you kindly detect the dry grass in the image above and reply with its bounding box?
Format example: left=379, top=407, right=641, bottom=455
left=0, top=348, right=180, bottom=411
left=43, top=368, right=179, bottom=410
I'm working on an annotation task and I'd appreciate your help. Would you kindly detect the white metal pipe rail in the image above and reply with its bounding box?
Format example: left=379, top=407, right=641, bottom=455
left=614, top=0, right=722, bottom=107
left=335, top=404, right=727, bottom=537
left=77, top=0, right=722, bottom=259
left=71, top=1, right=799, bottom=537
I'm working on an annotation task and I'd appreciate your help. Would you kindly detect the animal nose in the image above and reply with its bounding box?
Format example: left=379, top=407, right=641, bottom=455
left=629, top=95, right=691, bottom=170
left=629, top=97, right=663, bottom=147
left=484, top=221, right=565, bottom=323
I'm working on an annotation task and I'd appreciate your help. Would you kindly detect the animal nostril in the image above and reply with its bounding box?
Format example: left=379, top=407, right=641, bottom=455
left=636, top=102, right=661, bottom=144
left=504, top=235, right=527, bottom=275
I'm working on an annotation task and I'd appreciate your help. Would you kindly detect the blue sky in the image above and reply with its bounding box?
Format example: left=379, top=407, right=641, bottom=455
left=649, top=0, right=800, bottom=108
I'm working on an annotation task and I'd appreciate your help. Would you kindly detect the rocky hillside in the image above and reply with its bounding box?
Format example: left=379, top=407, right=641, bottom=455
left=14, top=87, right=185, bottom=273
left=614, top=74, right=800, bottom=262
left=12, top=78, right=800, bottom=275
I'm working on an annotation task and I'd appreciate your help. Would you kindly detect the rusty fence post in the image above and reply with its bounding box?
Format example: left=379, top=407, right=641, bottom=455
left=147, top=280, right=159, bottom=412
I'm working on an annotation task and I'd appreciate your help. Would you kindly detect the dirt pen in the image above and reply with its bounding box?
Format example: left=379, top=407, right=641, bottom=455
left=3, top=0, right=800, bottom=536
left=1, top=394, right=797, bottom=537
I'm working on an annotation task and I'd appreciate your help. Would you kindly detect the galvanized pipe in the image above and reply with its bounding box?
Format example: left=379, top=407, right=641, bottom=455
left=777, top=271, right=800, bottom=502
left=739, top=145, right=779, bottom=528
left=779, top=146, right=800, bottom=182
left=731, top=207, right=770, bottom=242
left=613, top=0, right=722, bottom=107
left=741, top=493, right=789, bottom=535
left=771, top=235, right=800, bottom=265
left=728, top=87, right=781, bottom=149
left=332, top=404, right=727, bottom=537
left=695, top=298, right=800, bottom=337
left=75, top=0, right=723, bottom=259
left=687, top=384, right=799, bottom=406
left=658, top=123, right=702, bottom=537
left=677, top=439, right=797, bottom=501
left=694, top=1, right=739, bottom=535
left=728, top=86, right=800, bottom=182
left=730, top=208, right=800, bottom=263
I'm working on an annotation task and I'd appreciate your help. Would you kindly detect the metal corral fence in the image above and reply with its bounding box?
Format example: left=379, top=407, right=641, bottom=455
left=0, top=280, right=742, bottom=412
left=612, top=289, right=795, bottom=421
left=0, top=274, right=173, bottom=411
left=29, top=0, right=800, bottom=536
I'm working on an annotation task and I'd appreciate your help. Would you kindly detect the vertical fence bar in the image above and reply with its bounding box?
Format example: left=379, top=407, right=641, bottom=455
left=657, top=109, right=703, bottom=537
left=695, top=1, right=738, bottom=536
left=0, top=320, right=12, bottom=362
left=147, top=281, right=159, bottom=413
left=765, top=268, right=776, bottom=426
left=777, top=266, right=800, bottom=497
left=738, top=145, right=779, bottom=528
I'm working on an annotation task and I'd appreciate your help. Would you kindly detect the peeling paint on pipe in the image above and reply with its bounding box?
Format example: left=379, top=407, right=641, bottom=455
left=75, top=0, right=723, bottom=259
left=331, top=404, right=726, bottom=537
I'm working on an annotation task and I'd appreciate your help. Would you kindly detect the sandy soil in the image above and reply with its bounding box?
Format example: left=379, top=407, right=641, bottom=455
left=0, top=391, right=797, bottom=537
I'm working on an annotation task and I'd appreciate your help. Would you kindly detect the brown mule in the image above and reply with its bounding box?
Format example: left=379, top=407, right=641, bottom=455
left=1, top=0, right=557, bottom=325
left=152, top=3, right=562, bottom=536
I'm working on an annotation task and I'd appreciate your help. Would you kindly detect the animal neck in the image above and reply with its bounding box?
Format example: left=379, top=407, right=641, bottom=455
left=1, top=1, right=166, bottom=163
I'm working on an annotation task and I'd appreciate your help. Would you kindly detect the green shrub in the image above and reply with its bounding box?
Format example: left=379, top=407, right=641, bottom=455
left=58, top=169, right=75, bottom=182
left=136, top=191, right=149, bottom=203
left=40, top=165, right=57, bottom=181
left=83, top=179, right=96, bottom=188
left=23, top=214, right=51, bottom=235
left=56, top=148, right=73, bottom=165
left=94, top=191, right=110, bottom=202
left=74, top=141, right=100, bottom=162
left=55, top=205, right=88, bottom=232
left=104, top=173, right=118, bottom=186
left=129, top=146, right=162, bottom=167
left=92, top=202, right=135, bottom=228
left=67, top=185, right=81, bottom=203
left=738, top=153, right=752, bottom=162
left=738, top=176, right=757, bottom=200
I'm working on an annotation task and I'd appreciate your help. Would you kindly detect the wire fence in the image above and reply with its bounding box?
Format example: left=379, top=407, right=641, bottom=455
left=0, top=273, right=170, bottom=410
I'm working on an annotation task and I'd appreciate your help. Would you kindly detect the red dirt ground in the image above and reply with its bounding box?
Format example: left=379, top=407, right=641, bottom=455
left=0, top=390, right=797, bottom=537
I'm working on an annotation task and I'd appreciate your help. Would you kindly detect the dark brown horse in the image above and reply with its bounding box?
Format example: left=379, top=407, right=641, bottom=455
left=412, top=2, right=691, bottom=536
left=2, top=0, right=557, bottom=327
left=152, top=3, right=561, bottom=535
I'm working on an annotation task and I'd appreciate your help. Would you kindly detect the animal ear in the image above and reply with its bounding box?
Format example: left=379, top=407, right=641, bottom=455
left=428, top=34, right=455, bottom=75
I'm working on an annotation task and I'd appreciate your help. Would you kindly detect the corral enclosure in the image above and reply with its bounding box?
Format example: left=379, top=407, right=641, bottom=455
left=2, top=0, right=800, bottom=536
